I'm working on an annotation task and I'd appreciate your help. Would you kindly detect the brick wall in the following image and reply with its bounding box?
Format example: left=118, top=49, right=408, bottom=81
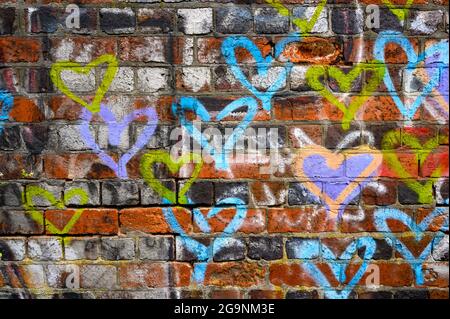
left=0, top=0, right=448, bottom=299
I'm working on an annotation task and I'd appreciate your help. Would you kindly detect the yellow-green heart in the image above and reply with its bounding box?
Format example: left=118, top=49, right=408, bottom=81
left=382, top=0, right=413, bottom=22
left=382, top=131, right=448, bottom=204
left=265, top=0, right=327, bottom=35
left=140, top=150, right=203, bottom=205
left=306, top=61, right=385, bottom=131
left=50, top=54, right=118, bottom=113
left=22, top=186, right=88, bottom=235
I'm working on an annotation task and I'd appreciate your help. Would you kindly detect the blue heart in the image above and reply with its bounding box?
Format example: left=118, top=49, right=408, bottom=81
left=221, top=34, right=300, bottom=111
left=374, top=31, right=449, bottom=121
left=0, top=90, right=14, bottom=136
left=172, top=96, right=258, bottom=171
left=302, top=237, right=376, bottom=299
left=374, top=207, right=449, bottom=285
left=162, top=197, right=247, bottom=283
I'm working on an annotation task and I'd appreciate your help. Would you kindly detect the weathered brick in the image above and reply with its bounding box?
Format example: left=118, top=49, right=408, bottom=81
left=27, top=237, right=63, bottom=261
left=286, top=238, right=320, bottom=259
left=178, top=8, right=213, bottom=35
left=0, top=238, right=25, bottom=261
left=80, top=265, right=117, bottom=289
left=248, top=237, right=283, bottom=260
left=101, top=237, right=135, bottom=260
left=214, top=182, right=249, bottom=204
left=139, top=236, right=174, bottom=261
left=64, top=237, right=99, bottom=260
left=102, top=181, right=140, bottom=206
left=213, top=238, right=246, bottom=261
left=409, top=10, right=444, bottom=35
left=254, top=8, right=289, bottom=34
left=100, top=8, right=136, bottom=34
left=137, top=8, right=174, bottom=33
left=215, top=7, right=253, bottom=34
left=0, top=8, right=16, bottom=35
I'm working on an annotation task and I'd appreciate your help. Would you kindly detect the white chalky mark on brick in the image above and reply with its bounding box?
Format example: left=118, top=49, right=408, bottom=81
left=183, top=38, right=194, bottom=65
left=137, top=68, right=169, bottom=93
left=53, top=39, right=75, bottom=61
left=182, top=67, right=210, bottom=92
left=251, top=67, right=286, bottom=90
left=60, top=69, right=95, bottom=92
left=133, top=38, right=166, bottom=63
left=178, top=8, right=213, bottom=35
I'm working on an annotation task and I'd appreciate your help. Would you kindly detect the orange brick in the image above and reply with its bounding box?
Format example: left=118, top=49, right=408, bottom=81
left=119, top=263, right=168, bottom=289
left=268, top=208, right=337, bottom=233
left=0, top=37, right=41, bottom=63
left=204, top=262, right=266, bottom=287
left=120, top=207, right=192, bottom=234
left=9, top=97, right=44, bottom=123
left=45, top=209, right=118, bottom=235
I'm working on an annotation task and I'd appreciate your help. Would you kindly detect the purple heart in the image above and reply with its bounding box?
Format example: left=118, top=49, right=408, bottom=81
left=79, top=104, right=158, bottom=179
left=303, top=153, right=379, bottom=215
left=426, top=44, right=449, bottom=104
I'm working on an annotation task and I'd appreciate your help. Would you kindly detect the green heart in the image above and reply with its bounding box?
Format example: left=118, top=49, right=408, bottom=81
left=50, top=54, right=118, bottom=113
left=306, top=61, right=385, bottom=130
left=22, top=186, right=88, bottom=235
left=382, top=0, right=414, bottom=22
left=382, top=131, right=448, bottom=204
left=140, top=150, right=203, bottom=205
left=266, top=0, right=327, bottom=35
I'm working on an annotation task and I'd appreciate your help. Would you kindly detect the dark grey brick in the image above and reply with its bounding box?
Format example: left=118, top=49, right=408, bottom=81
left=288, top=182, right=322, bottom=205
left=21, top=124, right=49, bottom=155
left=358, top=238, right=393, bottom=260
left=175, top=236, right=213, bottom=261
left=25, top=68, right=53, bottom=93
left=181, top=181, right=213, bottom=205
left=398, top=182, right=420, bottom=204
left=393, top=289, right=429, bottom=299
left=28, top=7, right=60, bottom=33
left=331, top=8, right=364, bottom=34
left=213, top=238, right=246, bottom=261
left=254, top=8, right=289, bottom=34
left=215, top=182, right=249, bottom=204
left=0, top=183, right=23, bottom=207
left=64, top=181, right=100, bottom=206
left=358, top=291, right=393, bottom=299
left=0, top=8, right=16, bottom=35
left=141, top=180, right=175, bottom=205
left=216, top=7, right=253, bottom=34
left=286, top=290, right=319, bottom=299
left=325, top=124, right=361, bottom=149
left=0, top=126, right=21, bottom=151
left=100, top=8, right=136, bottom=34
left=101, top=238, right=135, bottom=260
left=248, top=237, right=283, bottom=260
left=139, top=236, right=174, bottom=260
left=102, top=181, right=139, bottom=206
left=371, top=8, right=404, bottom=33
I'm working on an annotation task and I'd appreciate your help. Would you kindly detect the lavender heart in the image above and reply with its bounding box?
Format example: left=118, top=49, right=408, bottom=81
left=79, top=104, right=158, bottom=179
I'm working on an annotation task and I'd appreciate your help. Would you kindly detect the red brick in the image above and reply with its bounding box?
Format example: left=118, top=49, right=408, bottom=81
left=0, top=37, right=41, bottom=63
left=288, top=125, right=323, bottom=147
left=249, top=289, right=284, bottom=299
left=356, top=96, right=403, bottom=121
left=120, top=207, right=192, bottom=234
left=45, top=209, right=118, bottom=235
left=251, top=181, right=287, bottom=206
left=269, top=263, right=318, bottom=287
left=119, top=263, right=168, bottom=289
left=193, top=208, right=265, bottom=234
left=377, top=262, right=414, bottom=287
left=282, top=37, right=341, bottom=64
left=170, top=263, right=192, bottom=287
left=209, top=289, right=244, bottom=299
left=422, top=263, right=449, bottom=288
left=268, top=208, right=337, bottom=233
left=0, top=153, right=42, bottom=180
left=204, top=262, right=266, bottom=287
left=10, top=97, right=44, bottom=123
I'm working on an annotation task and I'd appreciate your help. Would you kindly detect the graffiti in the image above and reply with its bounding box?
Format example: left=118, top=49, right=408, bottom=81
left=22, top=186, right=88, bottom=236
left=65, top=4, right=81, bottom=29
left=301, top=237, right=376, bottom=299
left=79, top=104, right=159, bottom=179
left=140, top=150, right=203, bottom=205
left=374, top=207, right=449, bottom=285
left=221, top=35, right=299, bottom=111
left=382, top=130, right=449, bottom=204
left=382, top=0, right=413, bottom=22
left=50, top=54, right=119, bottom=113
left=374, top=32, right=449, bottom=122
left=0, top=90, right=14, bottom=136
left=163, top=197, right=247, bottom=284
left=265, top=0, right=327, bottom=35
left=306, top=62, right=385, bottom=130
left=294, top=145, right=383, bottom=219
left=172, top=96, right=258, bottom=170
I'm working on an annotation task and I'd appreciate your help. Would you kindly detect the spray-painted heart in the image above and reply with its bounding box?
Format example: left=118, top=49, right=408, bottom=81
left=0, top=90, right=14, bottom=136
left=382, top=130, right=449, bottom=204
left=79, top=104, right=158, bottom=179
left=295, top=145, right=383, bottom=218
left=374, top=207, right=449, bottom=285
left=173, top=96, right=258, bottom=170
left=302, top=237, right=376, bottom=299
left=265, top=0, right=327, bottom=35
left=382, top=0, right=413, bottom=22
left=140, top=150, right=203, bottom=205
left=50, top=54, right=118, bottom=113
left=426, top=41, right=449, bottom=104
left=306, top=62, right=385, bottom=130
left=374, top=31, right=448, bottom=121
left=221, top=34, right=300, bottom=111
left=163, top=197, right=247, bottom=283
left=22, top=185, right=88, bottom=235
